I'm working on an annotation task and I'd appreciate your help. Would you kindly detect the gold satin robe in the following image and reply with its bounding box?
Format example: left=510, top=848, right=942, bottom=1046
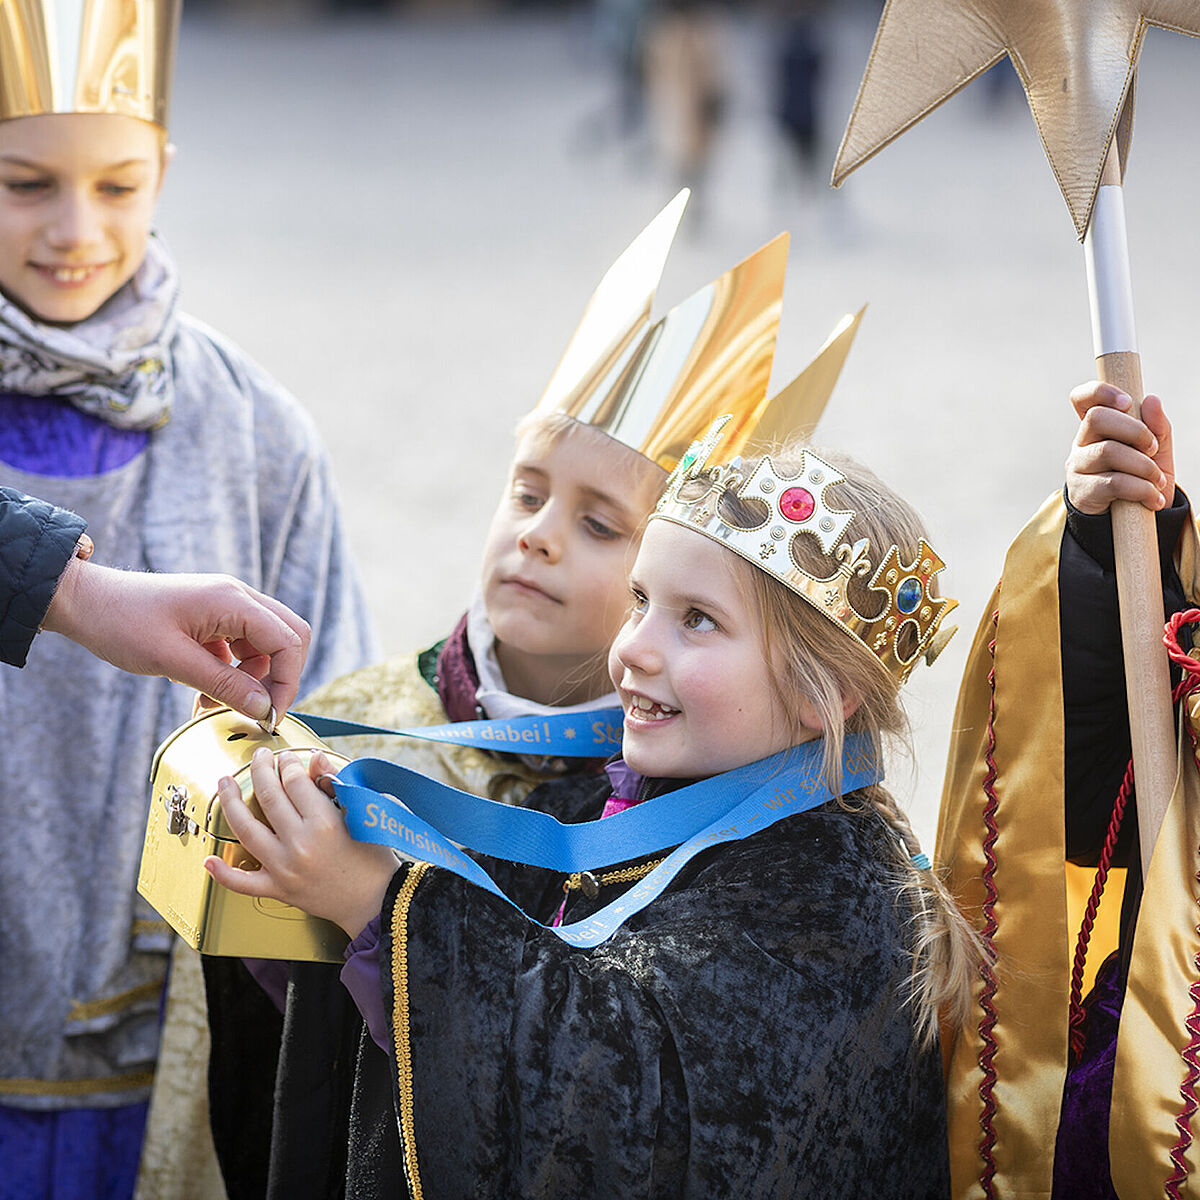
left=938, top=493, right=1200, bottom=1198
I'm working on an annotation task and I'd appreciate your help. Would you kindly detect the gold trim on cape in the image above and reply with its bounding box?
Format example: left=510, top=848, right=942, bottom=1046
left=390, top=862, right=430, bottom=1200
left=132, top=917, right=171, bottom=937
left=67, top=979, right=163, bottom=1022
left=1, top=1067, right=155, bottom=1096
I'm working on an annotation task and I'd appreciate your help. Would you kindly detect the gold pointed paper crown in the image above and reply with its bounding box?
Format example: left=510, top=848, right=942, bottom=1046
left=654, top=416, right=958, bottom=686
left=0, top=0, right=180, bottom=128
left=533, top=190, right=864, bottom=473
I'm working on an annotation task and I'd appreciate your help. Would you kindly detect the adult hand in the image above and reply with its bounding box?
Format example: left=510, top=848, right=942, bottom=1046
left=43, top=561, right=311, bottom=720
left=204, top=749, right=399, bottom=938
left=1066, top=381, right=1175, bottom=515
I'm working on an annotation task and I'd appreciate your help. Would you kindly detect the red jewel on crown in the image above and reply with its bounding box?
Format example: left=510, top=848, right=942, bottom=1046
left=779, top=487, right=815, bottom=522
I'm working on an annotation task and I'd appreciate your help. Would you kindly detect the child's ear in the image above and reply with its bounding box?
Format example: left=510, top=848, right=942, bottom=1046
left=796, top=691, right=861, bottom=734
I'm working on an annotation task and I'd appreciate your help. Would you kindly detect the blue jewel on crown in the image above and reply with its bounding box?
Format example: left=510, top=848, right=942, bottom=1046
left=896, top=577, right=922, bottom=614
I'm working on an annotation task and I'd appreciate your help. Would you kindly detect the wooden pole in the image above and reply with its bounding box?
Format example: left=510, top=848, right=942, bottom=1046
left=1085, top=142, right=1177, bottom=877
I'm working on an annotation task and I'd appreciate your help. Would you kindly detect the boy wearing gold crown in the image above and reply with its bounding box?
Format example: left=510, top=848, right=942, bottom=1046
left=207, top=406, right=977, bottom=1195
left=196, top=205, right=868, bottom=1193
left=0, top=3, right=376, bottom=1196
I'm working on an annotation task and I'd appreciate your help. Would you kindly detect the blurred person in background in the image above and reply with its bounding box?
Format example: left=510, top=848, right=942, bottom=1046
left=579, top=0, right=650, bottom=147
left=772, top=0, right=827, bottom=196
left=641, top=0, right=728, bottom=221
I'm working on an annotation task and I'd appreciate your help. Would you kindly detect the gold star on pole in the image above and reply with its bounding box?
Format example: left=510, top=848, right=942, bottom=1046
left=832, top=0, right=1200, bottom=237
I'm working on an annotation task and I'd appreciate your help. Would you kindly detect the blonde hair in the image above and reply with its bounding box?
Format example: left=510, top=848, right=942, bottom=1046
left=725, top=444, right=986, bottom=1045
left=512, top=410, right=669, bottom=499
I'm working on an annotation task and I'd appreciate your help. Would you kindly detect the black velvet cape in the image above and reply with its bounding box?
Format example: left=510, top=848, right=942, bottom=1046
left=208, top=772, right=950, bottom=1199
left=208, top=772, right=945, bottom=1195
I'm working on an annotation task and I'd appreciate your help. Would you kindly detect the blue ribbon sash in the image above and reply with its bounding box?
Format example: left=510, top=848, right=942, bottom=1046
left=294, top=709, right=623, bottom=758
left=333, top=734, right=880, bottom=948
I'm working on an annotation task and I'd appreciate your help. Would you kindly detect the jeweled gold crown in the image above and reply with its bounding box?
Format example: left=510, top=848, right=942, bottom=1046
left=0, top=0, right=180, bottom=127
left=534, top=191, right=864, bottom=472
left=653, top=417, right=957, bottom=685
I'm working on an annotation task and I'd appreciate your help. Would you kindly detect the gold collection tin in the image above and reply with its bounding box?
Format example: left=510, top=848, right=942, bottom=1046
left=137, top=707, right=350, bottom=962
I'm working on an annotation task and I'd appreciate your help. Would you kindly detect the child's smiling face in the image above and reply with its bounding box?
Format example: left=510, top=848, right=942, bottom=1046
left=0, top=113, right=166, bottom=324
left=480, top=422, right=665, bottom=707
left=609, top=519, right=803, bottom=779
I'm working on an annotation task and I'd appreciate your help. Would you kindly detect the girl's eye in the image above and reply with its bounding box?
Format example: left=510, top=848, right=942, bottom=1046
left=630, top=589, right=648, bottom=614
left=683, top=609, right=716, bottom=632
left=100, top=183, right=138, bottom=198
left=583, top=515, right=620, bottom=541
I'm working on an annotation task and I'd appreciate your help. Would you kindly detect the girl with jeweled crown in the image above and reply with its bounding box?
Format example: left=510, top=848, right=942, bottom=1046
left=209, top=396, right=983, bottom=1195
left=199, top=195, right=872, bottom=1195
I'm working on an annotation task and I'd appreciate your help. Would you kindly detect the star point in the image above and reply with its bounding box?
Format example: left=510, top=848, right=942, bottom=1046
left=833, top=0, right=1200, bottom=236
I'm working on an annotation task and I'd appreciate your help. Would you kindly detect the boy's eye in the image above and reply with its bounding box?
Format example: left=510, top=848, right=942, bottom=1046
left=512, top=488, right=544, bottom=512
left=683, top=609, right=717, bottom=632
left=3, top=179, right=49, bottom=196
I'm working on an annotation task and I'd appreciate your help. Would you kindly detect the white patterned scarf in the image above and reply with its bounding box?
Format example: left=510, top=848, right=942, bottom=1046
left=466, top=592, right=621, bottom=718
left=0, top=232, right=179, bottom=430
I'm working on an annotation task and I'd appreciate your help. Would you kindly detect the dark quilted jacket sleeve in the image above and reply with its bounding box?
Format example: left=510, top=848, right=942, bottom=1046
left=0, top=487, right=87, bottom=668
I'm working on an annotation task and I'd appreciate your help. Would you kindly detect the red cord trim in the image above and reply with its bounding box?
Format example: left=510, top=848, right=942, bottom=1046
left=1167, top=944, right=1200, bottom=1199
left=976, top=607, right=1002, bottom=1198
left=1069, top=611, right=1200, bottom=1069
left=1164, top=610, right=1200, bottom=1196
left=1166, top=610, right=1200, bottom=686
left=1067, top=759, right=1133, bottom=1060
